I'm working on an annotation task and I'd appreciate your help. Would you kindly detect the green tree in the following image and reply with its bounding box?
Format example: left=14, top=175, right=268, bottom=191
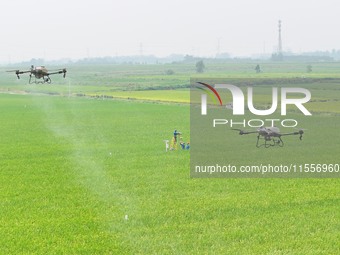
left=255, top=64, right=261, bottom=73
left=196, top=60, right=205, bottom=73
left=307, top=65, right=312, bottom=73
left=165, top=69, right=175, bottom=75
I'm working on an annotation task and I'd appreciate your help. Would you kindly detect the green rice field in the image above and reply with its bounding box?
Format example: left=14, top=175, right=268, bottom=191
left=0, top=61, right=339, bottom=254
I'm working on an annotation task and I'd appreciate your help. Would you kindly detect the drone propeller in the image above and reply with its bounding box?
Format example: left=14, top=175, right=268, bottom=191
left=6, top=70, right=17, bottom=78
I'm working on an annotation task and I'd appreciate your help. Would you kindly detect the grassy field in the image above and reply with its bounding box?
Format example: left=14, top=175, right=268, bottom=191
left=0, top=62, right=339, bottom=254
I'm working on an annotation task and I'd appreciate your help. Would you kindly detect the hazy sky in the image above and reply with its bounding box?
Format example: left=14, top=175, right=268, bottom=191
left=1, top=0, right=339, bottom=62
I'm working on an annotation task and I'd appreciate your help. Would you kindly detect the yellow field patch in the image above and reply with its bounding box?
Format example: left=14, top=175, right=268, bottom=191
left=90, top=90, right=190, bottom=103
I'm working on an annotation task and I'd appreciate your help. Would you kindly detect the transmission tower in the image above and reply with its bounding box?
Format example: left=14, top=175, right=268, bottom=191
left=278, top=20, right=282, bottom=55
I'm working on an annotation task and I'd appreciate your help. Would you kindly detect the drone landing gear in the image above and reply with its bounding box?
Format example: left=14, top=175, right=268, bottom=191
left=256, top=135, right=284, bottom=148
left=29, top=75, right=51, bottom=84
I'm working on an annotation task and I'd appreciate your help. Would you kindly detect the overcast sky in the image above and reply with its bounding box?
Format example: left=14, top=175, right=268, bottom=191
left=0, top=0, right=339, bottom=62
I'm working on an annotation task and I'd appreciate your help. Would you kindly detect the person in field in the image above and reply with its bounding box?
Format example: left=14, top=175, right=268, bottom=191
left=173, top=129, right=181, bottom=143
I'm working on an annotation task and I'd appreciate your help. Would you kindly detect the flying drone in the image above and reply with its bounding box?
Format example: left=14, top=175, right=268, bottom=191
left=232, top=126, right=305, bottom=148
left=7, top=65, right=67, bottom=84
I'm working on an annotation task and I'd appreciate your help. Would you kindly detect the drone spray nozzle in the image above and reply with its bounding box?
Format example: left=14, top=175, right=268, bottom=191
left=298, top=130, right=304, bottom=140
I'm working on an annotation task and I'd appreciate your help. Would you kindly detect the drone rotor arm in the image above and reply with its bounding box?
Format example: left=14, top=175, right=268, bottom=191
left=46, top=68, right=67, bottom=78
left=6, top=70, right=32, bottom=79
left=46, top=71, right=62, bottom=75
left=280, top=130, right=304, bottom=140
left=242, top=131, right=260, bottom=135
left=232, top=129, right=259, bottom=135
left=6, top=70, right=31, bottom=74
left=279, top=132, right=299, bottom=136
